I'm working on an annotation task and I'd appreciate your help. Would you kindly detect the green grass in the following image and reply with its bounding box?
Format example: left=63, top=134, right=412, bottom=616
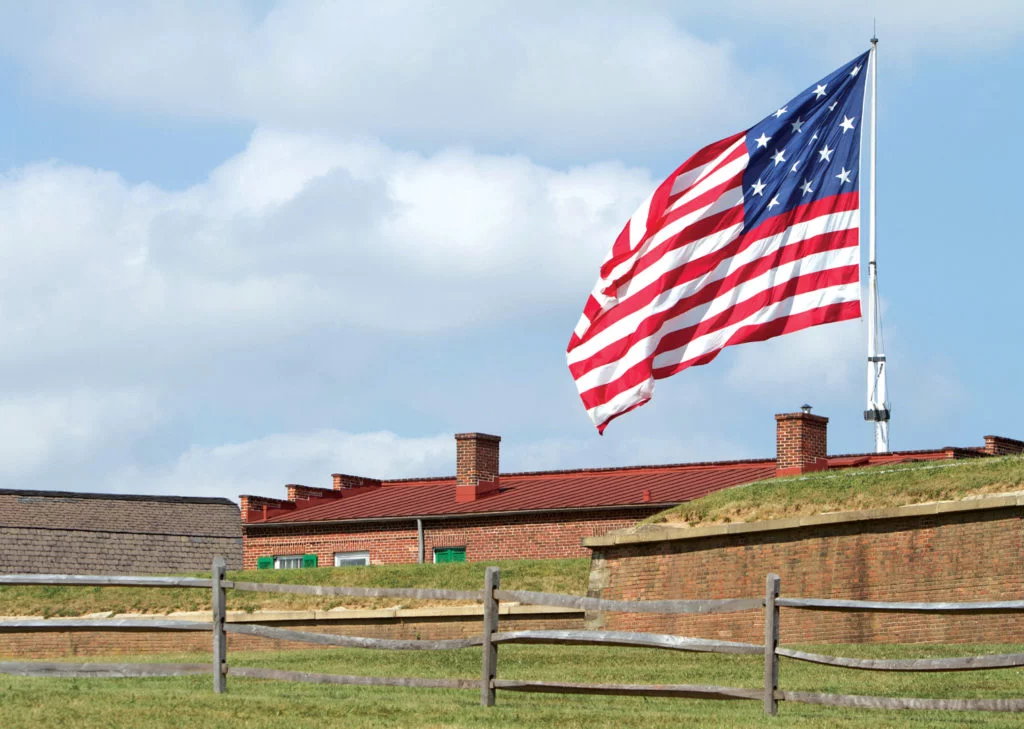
left=645, top=455, right=1024, bottom=528
left=3, top=644, right=1024, bottom=728
left=0, top=558, right=589, bottom=617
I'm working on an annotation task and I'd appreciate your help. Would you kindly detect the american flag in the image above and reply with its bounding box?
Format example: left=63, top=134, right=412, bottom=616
left=568, top=52, right=871, bottom=433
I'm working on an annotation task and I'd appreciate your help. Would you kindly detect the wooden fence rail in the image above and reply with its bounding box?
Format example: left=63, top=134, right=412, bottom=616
left=2, top=565, right=1023, bottom=715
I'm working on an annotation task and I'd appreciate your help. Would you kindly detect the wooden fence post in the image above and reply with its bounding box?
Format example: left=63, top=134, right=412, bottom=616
left=211, top=556, right=227, bottom=694
left=480, top=566, right=500, bottom=706
left=763, top=573, right=780, bottom=715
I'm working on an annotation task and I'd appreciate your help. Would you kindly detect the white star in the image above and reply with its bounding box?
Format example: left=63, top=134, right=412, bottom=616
left=800, top=179, right=814, bottom=195
left=750, top=178, right=766, bottom=196
left=772, top=148, right=787, bottom=166
left=851, top=64, right=862, bottom=76
left=818, top=144, right=834, bottom=162
left=754, top=132, right=771, bottom=149
left=767, top=195, right=781, bottom=210
left=836, top=167, right=852, bottom=184
left=790, top=160, right=800, bottom=173
left=811, top=133, right=818, bottom=141
left=829, top=101, right=838, bottom=112
left=790, top=117, right=805, bottom=133
left=812, top=83, right=828, bottom=99
left=839, top=115, right=856, bottom=133
left=772, top=106, right=788, bottom=118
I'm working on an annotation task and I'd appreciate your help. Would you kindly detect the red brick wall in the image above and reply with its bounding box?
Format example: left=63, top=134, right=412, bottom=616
left=243, top=509, right=661, bottom=569
left=587, top=506, right=1024, bottom=644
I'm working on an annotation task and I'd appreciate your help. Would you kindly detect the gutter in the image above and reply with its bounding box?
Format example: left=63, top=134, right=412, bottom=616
left=243, top=501, right=677, bottom=531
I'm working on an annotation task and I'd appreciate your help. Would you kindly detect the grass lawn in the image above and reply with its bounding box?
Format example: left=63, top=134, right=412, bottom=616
left=0, top=558, right=590, bottom=617
left=3, top=643, right=1024, bottom=728
left=646, top=454, right=1024, bottom=527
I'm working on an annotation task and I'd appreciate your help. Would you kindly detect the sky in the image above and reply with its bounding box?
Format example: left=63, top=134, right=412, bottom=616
left=0, top=1, right=1021, bottom=501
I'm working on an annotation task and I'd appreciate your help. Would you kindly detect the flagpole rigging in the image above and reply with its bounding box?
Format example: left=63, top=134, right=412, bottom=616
left=865, top=35, right=890, bottom=452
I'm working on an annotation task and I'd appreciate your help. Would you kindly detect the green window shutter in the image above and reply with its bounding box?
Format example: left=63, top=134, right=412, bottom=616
left=434, top=547, right=466, bottom=564
left=301, top=553, right=318, bottom=568
left=256, top=556, right=274, bottom=570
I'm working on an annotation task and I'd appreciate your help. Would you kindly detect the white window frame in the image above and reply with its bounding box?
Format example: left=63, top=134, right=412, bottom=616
left=274, top=555, right=303, bottom=569
left=333, top=550, right=370, bottom=567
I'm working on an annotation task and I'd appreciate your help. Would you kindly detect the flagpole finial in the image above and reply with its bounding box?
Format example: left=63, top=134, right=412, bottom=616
left=871, top=18, right=878, bottom=45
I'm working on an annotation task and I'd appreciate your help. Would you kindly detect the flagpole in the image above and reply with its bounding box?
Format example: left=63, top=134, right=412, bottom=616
left=865, top=34, right=890, bottom=452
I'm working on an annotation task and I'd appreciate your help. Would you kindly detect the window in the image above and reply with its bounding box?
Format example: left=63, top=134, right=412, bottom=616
left=433, top=547, right=466, bottom=564
left=334, top=551, right=370, bottom=567
left=270, top=553, right=318, bottom=569
left=274, top=555, right=303, bottom=569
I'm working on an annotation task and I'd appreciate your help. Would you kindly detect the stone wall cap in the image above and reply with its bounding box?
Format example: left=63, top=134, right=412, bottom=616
left=583, top=491, right=1024, bottom=548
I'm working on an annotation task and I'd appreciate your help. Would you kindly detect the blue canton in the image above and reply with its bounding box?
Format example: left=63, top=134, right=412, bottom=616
left=743, top=51, right=870, bottom=230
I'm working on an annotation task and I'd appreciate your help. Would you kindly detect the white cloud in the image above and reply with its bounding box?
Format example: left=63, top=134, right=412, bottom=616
left=3, top=1, right=1020, bottom=161
left=0, top=127, right=660, bottom=493
left=724, top=319, right=864, bottom=395
left=713, top=0, right=1024, bottom=54
left=0, top=2, right=773, bottom=158
left=0, top=388, right=159, bottom=477
left=106, top=429, right=454, bottom=499
left=0, top=128, right=652, bottom=386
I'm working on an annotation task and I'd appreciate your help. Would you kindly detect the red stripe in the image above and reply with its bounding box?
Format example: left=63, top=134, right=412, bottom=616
left=571, top=192, right=860, bottom=354
left=652, top=300, right=861, bottom=379
left=591, top=299, right=859, bottom=433
left=602, top=132, right=744, bottom=278
left=578, top=266, right=859, bottom=409
left=660, top=140, right=747, bottom=214
left=631, top=191, right=860, bottom=310
left=570, top=227, right=858, bottom=379
left=599, top=192, right=744, bottom=302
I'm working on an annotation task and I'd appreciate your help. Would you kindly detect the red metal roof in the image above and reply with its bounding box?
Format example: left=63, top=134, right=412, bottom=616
left=256, top=461, right=778, bottom=524
left=248, top=444, right=975, bottom=526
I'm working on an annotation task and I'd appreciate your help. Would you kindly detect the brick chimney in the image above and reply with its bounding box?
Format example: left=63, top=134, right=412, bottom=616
left=775, top=408, right=829, bottom=477
left=983, top=435, right=1024, bottom=456
left=331, top=473, right=383, bottom=492
left=455, top=432, right=501, bottom=503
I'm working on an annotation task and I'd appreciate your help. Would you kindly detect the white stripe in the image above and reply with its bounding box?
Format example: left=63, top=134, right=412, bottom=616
left=583, top=282, right=859, bottom=424
left=594, top=145, right=749, bottom=310
left=585, top=380, right=655, bottom=429
left=628, top=190, right=654, bottom=249
left=621, top=205, right=857, bottom=307
left=664, top=152, right=748, bottom=217
left=668, top=137, right=746, bottom=198
left=651, top=282, right=860, bottom=370
left=594, top=181, right=744, bottom=309
left=568, top=209, right=859, bottom=366
left=572, top=246, right=860, bottom=393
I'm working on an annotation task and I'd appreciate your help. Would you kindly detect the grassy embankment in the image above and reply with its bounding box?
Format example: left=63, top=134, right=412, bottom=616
left=643, top=454, right=1024, bottom=528
left=4, top=643, right=1024, bottom=728
left=0, top=558, right=590, bottom=617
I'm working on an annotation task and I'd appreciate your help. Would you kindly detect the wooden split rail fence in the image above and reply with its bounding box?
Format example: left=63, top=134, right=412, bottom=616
left=2, top=562, right=1024, bottom=714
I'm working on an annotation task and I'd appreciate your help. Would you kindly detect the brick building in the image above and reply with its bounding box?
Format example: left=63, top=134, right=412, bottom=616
left=0, top=489, right=242, bottom=574
left=241, top=411, right=1023, bottom=569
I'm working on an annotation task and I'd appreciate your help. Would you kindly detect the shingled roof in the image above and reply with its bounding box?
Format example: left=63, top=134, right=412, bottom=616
left=0, top=489, right=242, bottom=574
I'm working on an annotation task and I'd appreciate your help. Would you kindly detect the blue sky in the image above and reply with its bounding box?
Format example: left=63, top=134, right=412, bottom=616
left=0, top=1, right=1021, bottom=500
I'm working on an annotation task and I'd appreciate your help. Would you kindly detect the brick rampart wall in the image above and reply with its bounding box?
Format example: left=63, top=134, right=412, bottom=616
left=586, top=500, right=1024, bottom=644
left=243, top=509, right=660, bottom=569
left=0, top=612, right=581, bottom=659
